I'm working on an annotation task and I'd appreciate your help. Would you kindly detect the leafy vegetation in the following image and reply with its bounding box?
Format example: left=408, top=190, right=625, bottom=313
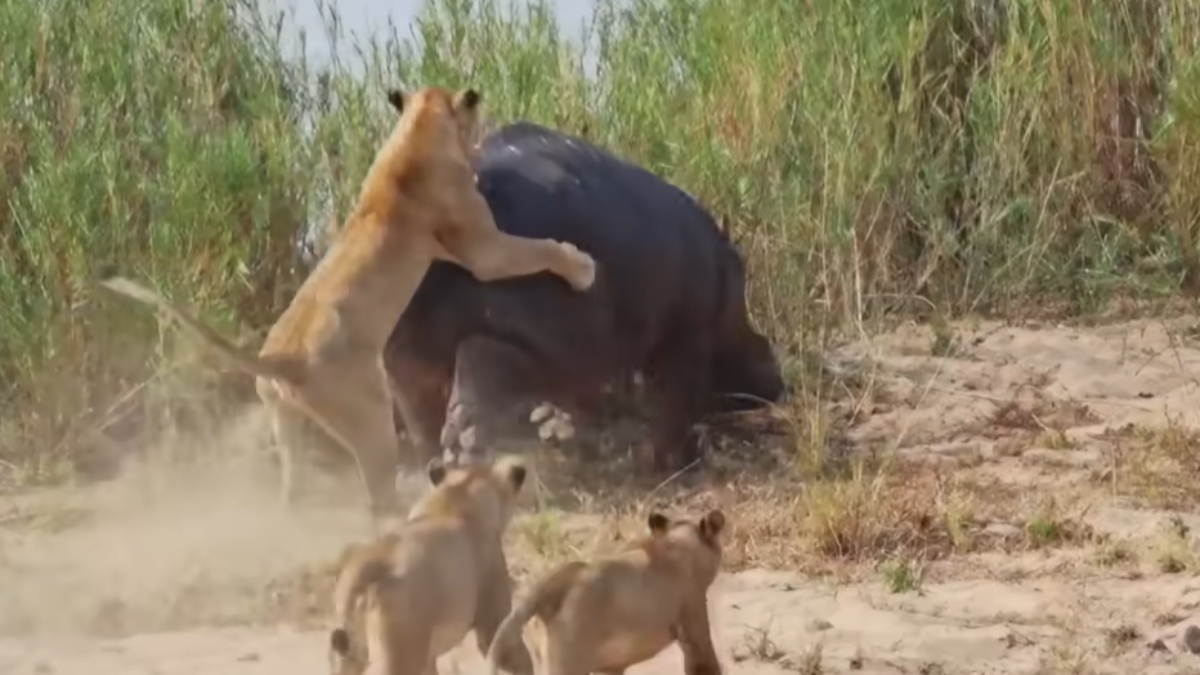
left=2, top=0, right=1198, bottom=482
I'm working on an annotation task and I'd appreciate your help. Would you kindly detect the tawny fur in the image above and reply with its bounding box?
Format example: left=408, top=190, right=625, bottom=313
left=486, top=510, right=727, bottom=675
left=97, top=86, right=596, bottom=522
left=327, top=455, right=536, bottom=675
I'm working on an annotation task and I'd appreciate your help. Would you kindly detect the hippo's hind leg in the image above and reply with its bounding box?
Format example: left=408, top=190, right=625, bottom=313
left=386, top=353, right=452, bottom=465
left=440, top=335, right=546, bottom=463
left=644, top=335, right=712, bottom=473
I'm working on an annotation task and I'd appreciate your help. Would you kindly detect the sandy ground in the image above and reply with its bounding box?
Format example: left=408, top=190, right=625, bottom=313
left=4, top=315, right=1200, bottom=675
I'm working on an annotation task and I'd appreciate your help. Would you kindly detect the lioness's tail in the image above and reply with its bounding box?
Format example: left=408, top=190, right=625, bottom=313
left=98, top=276, right=304, bottom=385
left=487, top=560, right=588, bottom=675
left=329, top=541, right=394, bottom=660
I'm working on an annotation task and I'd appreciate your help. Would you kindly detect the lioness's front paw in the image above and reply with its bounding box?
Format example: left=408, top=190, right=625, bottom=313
left=558, top=241, right=596, bottom=291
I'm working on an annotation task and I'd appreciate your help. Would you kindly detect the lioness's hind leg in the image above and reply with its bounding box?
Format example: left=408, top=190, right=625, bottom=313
left=270, top=405, right=320, bottom=509
left=306, top=381, right=404, bottom=526
left=677, top=598, right=723, bottom=675
left=541, top=635, right=588, bottom=675
left=439, top=226, right=596, bottom=292
left=474, top=568, right=535, bottom=675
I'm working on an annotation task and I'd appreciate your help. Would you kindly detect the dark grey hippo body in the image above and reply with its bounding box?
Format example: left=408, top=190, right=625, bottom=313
left=386, top=121, right=783, bottom=472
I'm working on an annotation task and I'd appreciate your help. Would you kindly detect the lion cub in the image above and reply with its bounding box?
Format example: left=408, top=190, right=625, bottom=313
left=328, top=455, right=536, bottom=675
left=487, top=509, right=727, bottom=675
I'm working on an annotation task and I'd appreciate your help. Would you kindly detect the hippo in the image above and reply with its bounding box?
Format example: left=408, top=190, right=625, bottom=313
left=386, top=122, right=785, bottom=472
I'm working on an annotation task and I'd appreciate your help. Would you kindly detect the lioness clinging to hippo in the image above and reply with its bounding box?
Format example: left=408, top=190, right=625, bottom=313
left=97, top=89, right=596, bottom=525
left=386, top=122, right=783, bottom=473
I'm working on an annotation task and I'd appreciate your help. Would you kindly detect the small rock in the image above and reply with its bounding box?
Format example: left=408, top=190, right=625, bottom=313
left=807, top=619, right=833, bottom=632
left=1147, top=638, right=1170, bottom=653
left=1021, top=448, right=1101, bottom=467
left=984, top=523, right=1022, bottom=539
left=1182, top=625, right=1200, bottom=654
left=91, top=598, right=127, bottom=638
left=1003, top=632, right=1034, bottom=649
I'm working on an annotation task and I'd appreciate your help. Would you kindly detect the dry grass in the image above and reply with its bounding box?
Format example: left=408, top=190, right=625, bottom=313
left=1097, top=422, right=1200, bottom=510
left=1149, top=516, right=1200, bottom=574
left=499, top=400, right=1099, bottom=585
left=487, top=317, right=1200, bottom=608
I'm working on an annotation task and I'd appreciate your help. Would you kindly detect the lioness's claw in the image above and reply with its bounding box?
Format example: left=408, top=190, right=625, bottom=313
left=552, top=417, right=575, bottom=441
left=458, top=425, right=477, bottom=452
left=535, top=407, right=575, bottom=443
left=530, top=402, right=555, bottom=424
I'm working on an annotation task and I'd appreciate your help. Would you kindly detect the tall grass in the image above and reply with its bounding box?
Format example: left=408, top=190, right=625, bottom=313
left=2, top=0, right=1199, bottom=483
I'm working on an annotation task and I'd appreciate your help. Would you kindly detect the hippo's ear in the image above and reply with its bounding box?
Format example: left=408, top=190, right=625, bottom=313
left=699, top=509, right=726, bottom=540
left=426, top=458, right=448, bottom=486
left=386, top=89, right=407, bottom=113
left=647, top=512, right=670, bottom=535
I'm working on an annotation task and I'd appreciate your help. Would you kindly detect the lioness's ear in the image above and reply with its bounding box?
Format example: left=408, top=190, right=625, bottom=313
left=699, top=509, right=726, bottom=539
left=386, top=88, right=407, bottom=113
left=426, top=458, right=448, bottom=486
left=454, top=88, right=482, bottom=111
left=647, top=512, right=670, bottom=535
left=506, top=463, right=527, bottom=490
left=330, top=627, right=350, bottom=656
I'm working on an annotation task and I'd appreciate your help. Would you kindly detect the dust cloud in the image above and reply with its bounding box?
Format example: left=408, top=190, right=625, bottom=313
left=0, top=404, right=403, bottom=637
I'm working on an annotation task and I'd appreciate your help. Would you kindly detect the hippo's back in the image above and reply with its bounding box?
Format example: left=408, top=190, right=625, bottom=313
left=395, top=122, right=729, bottom=377
left=474, top=123, right=726, bottom=333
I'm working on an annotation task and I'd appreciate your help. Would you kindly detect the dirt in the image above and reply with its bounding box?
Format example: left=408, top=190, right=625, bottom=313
left=4, top=316, right=1200, bottom=675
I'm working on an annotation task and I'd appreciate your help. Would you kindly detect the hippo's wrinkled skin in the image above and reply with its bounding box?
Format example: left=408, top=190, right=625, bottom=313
left=386, top=122, right=784, bottom=472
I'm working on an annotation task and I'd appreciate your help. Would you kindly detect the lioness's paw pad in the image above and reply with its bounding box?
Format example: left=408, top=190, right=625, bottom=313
left=530, top=402, right=556, bottom=425
left=558, top=242, right=596, bottom=291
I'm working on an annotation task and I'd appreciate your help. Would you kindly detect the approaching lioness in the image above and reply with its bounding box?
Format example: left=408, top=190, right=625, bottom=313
left=98, top=86, right=597, bottom=522
left=327, top=454, right=535, bottom=675
left=486, top=509, right=727, bottom=675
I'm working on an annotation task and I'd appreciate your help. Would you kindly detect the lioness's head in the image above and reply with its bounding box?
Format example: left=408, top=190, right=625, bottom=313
left=407, top=454, right=528, bottom=534
left=647, top=509, right=726, bottom=584
left=385, top=86, right=485, bottom=161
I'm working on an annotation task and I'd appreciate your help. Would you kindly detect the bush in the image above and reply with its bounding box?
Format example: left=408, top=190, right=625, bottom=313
left=2, top=0, right=1198, bottom=483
